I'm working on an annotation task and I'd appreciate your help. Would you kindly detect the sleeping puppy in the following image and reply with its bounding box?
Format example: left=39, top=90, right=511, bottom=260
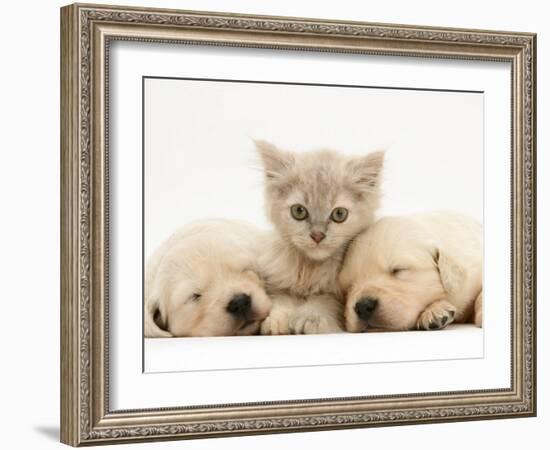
left=339, top=211, right=482, bottom=332
left=145, top=219, right=272, bottom=337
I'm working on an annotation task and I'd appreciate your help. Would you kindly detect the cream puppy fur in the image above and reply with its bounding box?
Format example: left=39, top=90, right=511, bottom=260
left=340, top=211, right=482, bottom=332
left=144, top=219, right=272, bottom=338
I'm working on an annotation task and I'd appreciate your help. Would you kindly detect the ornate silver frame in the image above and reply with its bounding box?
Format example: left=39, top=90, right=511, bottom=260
left=60, top=3, right=536, bottom=446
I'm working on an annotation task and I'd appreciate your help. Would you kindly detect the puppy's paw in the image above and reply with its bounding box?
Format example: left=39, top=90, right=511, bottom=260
left=260, top=309, right=291, bottom=335
left=290, top=312, right=342, bottom=335
left=416, top=300, right=456, bottom=331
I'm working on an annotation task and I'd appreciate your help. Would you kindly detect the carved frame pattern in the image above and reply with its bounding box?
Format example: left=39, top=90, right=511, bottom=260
left=60, top=3, right=536, bottom=446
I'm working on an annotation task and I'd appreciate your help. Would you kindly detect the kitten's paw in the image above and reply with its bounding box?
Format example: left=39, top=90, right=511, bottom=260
left=416, top=300, right=456, bottom=331
left=260, top=309, right=291, bottom=335
left=290, top=313, right=342, bottom=335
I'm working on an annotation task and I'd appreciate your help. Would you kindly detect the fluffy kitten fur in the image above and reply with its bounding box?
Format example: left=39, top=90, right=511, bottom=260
left=255, top=140, right=384, bottom=334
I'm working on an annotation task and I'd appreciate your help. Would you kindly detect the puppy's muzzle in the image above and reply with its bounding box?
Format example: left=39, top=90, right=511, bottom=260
left=354, top=297, right=378, bottom=321
left=226, top=293, right=252, bottom=318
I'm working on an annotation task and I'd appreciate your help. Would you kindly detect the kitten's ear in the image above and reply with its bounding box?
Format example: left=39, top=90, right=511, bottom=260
left=254, top=139, right=295, bottom=180
left=347, top=150, right=385, bottom=193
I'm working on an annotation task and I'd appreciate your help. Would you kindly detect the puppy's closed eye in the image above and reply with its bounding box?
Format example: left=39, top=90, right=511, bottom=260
left=391, top=267, right=408, bottom=276
left=189, top=293, right=201, bottom=302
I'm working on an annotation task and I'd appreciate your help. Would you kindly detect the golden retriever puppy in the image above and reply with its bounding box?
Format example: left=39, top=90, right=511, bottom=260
left=339, top=211, right=482, bottom=332
left=144, top=219, right=272, bottom=337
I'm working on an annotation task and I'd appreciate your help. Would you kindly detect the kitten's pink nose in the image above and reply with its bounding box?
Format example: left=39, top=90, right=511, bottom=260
left=310, top=231, right=326, bottom=244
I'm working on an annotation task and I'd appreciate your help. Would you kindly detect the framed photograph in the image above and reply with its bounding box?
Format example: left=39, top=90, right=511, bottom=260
left=60, top=3, right=537, bottom=446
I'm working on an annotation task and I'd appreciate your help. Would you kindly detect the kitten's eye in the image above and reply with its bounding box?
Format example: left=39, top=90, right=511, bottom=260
left=290, top=204, right=309, bottom=221
left=190, top=293, right=201, bottom=302
left=330, top=207, right=349, bottom=223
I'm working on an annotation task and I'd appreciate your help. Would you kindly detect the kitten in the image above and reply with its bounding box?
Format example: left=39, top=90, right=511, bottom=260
left=255, top=140, right=384, bottom=334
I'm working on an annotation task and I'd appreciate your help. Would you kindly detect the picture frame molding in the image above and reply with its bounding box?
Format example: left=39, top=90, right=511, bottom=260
left=60, top=3, right=536, bottom=446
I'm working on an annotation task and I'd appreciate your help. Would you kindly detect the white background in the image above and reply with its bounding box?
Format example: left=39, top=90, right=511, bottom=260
left=144, top=76, right=483, bottom=257
left=0, top=1, right=546, bottom=449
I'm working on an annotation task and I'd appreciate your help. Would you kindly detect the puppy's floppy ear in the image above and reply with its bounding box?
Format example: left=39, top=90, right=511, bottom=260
left=435, top=245, right=466, bottom=296
left=153, top=308, right=168, bottom=332
left=254, top=139, right=295, bottom=181
left=144, top=299, right=173, bottom=338
left=346, top=150, right=385, bottom=194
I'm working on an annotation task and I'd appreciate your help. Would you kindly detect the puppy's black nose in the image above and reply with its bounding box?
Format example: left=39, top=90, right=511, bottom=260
left=354, top=297, right=378, bottom=321
left=227, top=293, right=252, bottom=318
